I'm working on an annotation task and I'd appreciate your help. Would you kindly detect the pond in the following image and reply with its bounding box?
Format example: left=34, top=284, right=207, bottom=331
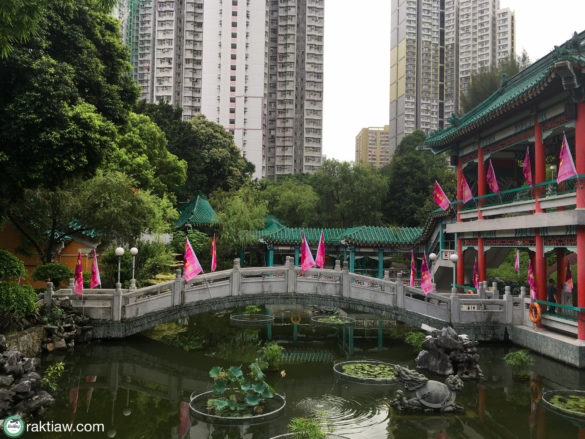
left=38, top=308, right=585, bottom=438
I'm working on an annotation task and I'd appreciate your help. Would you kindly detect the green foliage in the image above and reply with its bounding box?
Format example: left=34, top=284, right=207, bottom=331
left=288, top=417, right=327, bottom=439
left=261, top=178, right=319, bottom=227
left=261, top=342, right=284, bottom=371
left=206, top=362, right=276, bottom=417
left=213, top=185, right=267, bottom=268
left=106, top=112, right=186, bottom=201
left=309, top=160, right=388, bottom=227
left=0, top=249, right=26, bottom=280
left=383, top=130, right=456, bottom=226
left=550, top=394, right=585, bottom=414
left=317, top=315, right=352, bottom=324
left=0, top=0, right=139, bottom=217
left=8, top=171, right=177, bottom=264
left=404, top=331, right=426, bottom=352
left=33, top=263, right=73, bottom=287
left=503, top=349, right=533, bottom=377
left=0, top=281, right=37, bottom=318
left=460, top=51, right=531, bottom=114
left=244, top=305, right=262, bottom=315
left=42, top=361, right=65, bottom=391
left=487, top=249, right=529, bottom=285
left=40, top=306, right=64, bottom=326
left=136, top=103, right=254, bottom=200
left=99, top=240, right=175, bottom=288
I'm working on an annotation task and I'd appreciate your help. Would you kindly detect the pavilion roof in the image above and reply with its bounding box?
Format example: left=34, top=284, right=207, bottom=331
left=425, top=31, right=585, bottom=153
left=175, top=191, right=217, bottom=228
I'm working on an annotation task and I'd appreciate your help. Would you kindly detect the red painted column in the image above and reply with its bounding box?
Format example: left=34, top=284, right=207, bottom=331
left=457, top=235, right=464, bottom=287
left=534, top=117, right=545, bottom=212
left=556, top=249, right=566, bottom=304
left=577, top=102, right=585, bottom=340
left=535, top=230, right=546, bottom=302
left=457, top=157, right=463, bottom=222
left=477, top=143, right=486, bottom=219
left=478, top=234, right=486, bottom=283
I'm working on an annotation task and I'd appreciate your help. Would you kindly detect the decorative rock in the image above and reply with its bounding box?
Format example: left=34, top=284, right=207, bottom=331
left=46, top=343, right=55, bottom=352
left=0, top=375, right=14, bottom=387
left=53, top=339, right=67, bottom=350
left=23, top=358, right=40, bottom=373
left=11, top=380, right=31, bottom=394
left=0, top=335, right=6, bottom=353
left=416, top=326, right=484, bottom=380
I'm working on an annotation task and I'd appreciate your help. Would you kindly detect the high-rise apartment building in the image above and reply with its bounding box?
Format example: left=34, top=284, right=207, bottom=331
left=119, top=0, right=324, bottom=180
left=355, top=126, right=391, bottom=168
left=389, top=0, right=514, bottom=153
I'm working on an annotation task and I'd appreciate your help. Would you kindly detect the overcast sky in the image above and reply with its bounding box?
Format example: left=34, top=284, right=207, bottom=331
left=322, top=0, right=585, bottom=163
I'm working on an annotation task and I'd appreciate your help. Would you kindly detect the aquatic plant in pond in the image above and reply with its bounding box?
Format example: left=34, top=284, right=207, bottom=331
left=206, top=362, right=277, bottom=416
left=404, top=331, right=426, bottom=353
left=288, top=417, right=328, bottom=439
left=245, top=305, right=263, bottom=315
left=550, top=394, right=585, bottom=414
left=341, top=362, right=395, bottom=380
left=313, top=314, right=353, bottom=325
left=261, top=342, right=284, bottom=371
left=503, top=349, right=533, bottom=378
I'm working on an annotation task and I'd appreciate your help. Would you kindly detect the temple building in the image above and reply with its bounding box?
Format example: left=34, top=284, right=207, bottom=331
left=424, top=31, right=585, bottom=339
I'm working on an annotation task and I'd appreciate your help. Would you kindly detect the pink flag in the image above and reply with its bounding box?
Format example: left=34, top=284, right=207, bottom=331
left=90, top=251, right=101, bottom=289
left=557, top=134, right=577, bottom=184
left=315, top=231, right=325, bottom=269
left=211, top=235, right=217, bottom=272
left=473, top=257, right=479, bottom=289
left=460, top=174, right=473, bottom=204
left=179, top=401, right=190, bottom=438
left=514, top=249, right=520, bottom=274
left=486, top=159, right=500, bottom=193
left=523, top=147, right=533, bottom=188
left=433, top=181, right=451, bottom=210
left=410, top=251, right=415, bottom=287
left=74, top=252, right=83, bottom=295
left=300, top=233, right=315, bottom=274
left=184, top=238, right=203, bottom=282
left=527, top=259, right=536, bottom=299
left=420, top=254, right=433, bottom=294
left=17, top=277, right=22, bottom=285
left=566, top=262, right=573, bottom=292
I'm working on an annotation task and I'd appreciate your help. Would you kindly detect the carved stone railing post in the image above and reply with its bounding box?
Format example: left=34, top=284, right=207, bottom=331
left=334, top=259, right=341, bottom=271
left=396, top=272, right=404, bottom=308
left=286, top=256, right=296, bottom=293
left=504, top=285, right=513, bottom=323
left=173, top=268, right=183, bottom=307
left=68, top=278, right=75, bottom=292
left=231, top=258, right=241, bottom=296
left=112, top=283, right=122, bottom=322
left=520, top=286, right=527, bottom=324
left=44, top=282, right=54, bottom=308
left=478, top=281, right=486, bottom=299
left=450, top=288, right=460, bottom=323
left=492, top=281, right=499, bottom=299
left=341, top=261, right=350, bottom=298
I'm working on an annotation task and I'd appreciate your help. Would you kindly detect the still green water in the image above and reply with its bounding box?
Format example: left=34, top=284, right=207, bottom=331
left=37, top=310, right=585, bottom=439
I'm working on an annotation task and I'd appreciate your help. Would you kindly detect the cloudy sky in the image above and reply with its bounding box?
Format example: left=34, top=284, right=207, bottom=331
left=322, top=0, right=585, bottom=163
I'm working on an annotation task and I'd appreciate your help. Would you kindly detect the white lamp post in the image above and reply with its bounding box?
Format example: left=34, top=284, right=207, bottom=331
left=115, top=247, right=125, bottom=285
left=449, top=253, right=459, bottom=293
left=130, top=247, right=138, bottom=289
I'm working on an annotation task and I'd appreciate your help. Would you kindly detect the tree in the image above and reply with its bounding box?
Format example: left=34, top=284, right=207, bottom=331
left=460, top=51, right=531, bottom=114
left=0, top=0, right=139, bottom=217
left=136, top=102, right=255, bottom=199
left=383, top=131, right=456, bottom=227
left=262, top=179, right=319, bottom=227
left=106, top=112, right=187, bottom=201
left=309, top=160, right=388, bottom=227
left=212, top=185, right=267, bottom=269
left=8, top=171, right=177, bottom=264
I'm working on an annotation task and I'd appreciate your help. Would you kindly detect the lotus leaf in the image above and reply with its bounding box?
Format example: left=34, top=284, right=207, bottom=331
left=551, top=394, right=585, bottom=413
left=209, top=366, right=222, bottom=378
left=245, top=392, right=261, bottom=406
left=229, top=365, right=243, bottom=379
left=213, top=380, right=226, bottom=395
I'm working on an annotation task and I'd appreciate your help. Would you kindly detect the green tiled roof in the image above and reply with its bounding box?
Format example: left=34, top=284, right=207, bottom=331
left=425, top=31, right=585, bottom=152
left=175, top=191, right=217, bottom=228
left=250, top=225, right=424, bottom=248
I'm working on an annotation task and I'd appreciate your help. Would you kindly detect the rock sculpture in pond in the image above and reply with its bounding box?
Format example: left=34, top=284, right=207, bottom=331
left=415, top=326, right=484, bottom=380
left=391, top=365, right=464, bottom=414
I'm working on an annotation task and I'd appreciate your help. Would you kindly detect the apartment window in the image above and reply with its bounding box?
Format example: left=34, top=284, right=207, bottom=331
left=230, top=75, right=236, bottom=81
left=231, top=43, right=237, bottom=49
left=230, top=97, right=236, bottom=103
left=230, top=108, right=235, bottom=113
left=231, top=32, right=237, bottom=38
left=232, top=11, right=237, bottom=16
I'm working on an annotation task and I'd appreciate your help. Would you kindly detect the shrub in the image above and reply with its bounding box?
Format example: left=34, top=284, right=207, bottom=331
left=244, top=305, right=262, bottom=315
left=503, top=349, right=533, bottom=377
left=0, top=282, right=37, bottom=318
left=404, top=331, right=426, bottom=352
left=42, top=362, right=65, bottom=391
left=261, top=342, right=284, bottom=371
left=33, top=263, right=73, bottom=287
left=0, top=250, right=26, bottom=280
